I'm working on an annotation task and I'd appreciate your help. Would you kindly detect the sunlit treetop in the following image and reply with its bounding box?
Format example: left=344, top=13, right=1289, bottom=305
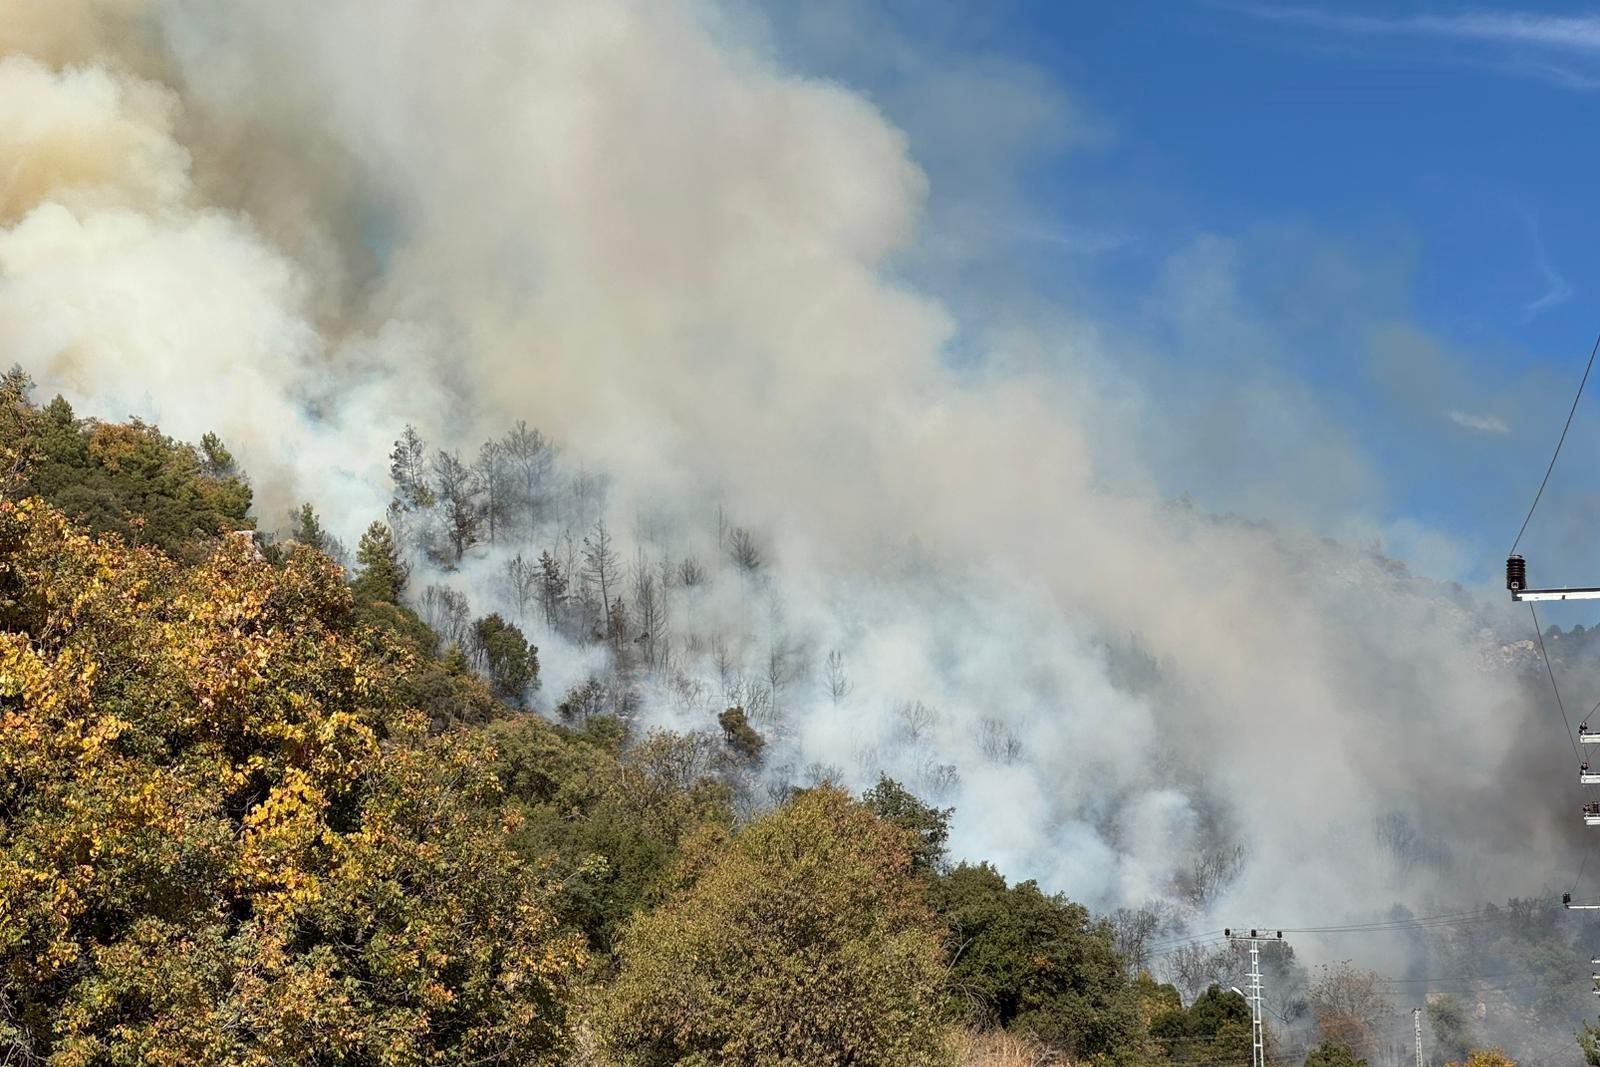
left=0, top=496, right=586, bottom=1065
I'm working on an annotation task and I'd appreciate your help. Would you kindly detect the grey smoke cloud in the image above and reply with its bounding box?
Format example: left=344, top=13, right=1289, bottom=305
left=0, top=0, right=1577, bottom=994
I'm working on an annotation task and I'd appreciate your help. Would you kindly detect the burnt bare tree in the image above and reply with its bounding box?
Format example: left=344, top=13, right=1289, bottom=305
left=1308, top=962, right=1392, bottom=1062
left=1167, top=941, right=1240, bottom=1003
left=824, top=649, right=851, bottom=706
left=632, top=552, right=668, bottom=669
left=505, top=552, right=538, bottom=622
left=712, top=637, right=737, bottom=698
left=503, top=420, right=553, bottom=534
left=676, top=556, right=705, bottom=588
left=581, top=519, right=619, bottom=646
left=431, top=449, right=481, bottom=563
left=896, top=701, right=937, bottom=745
left=536, top=550, right=568, bottom=631
left=765, top=635, right=798, bottom=719
left=728, top=525, right=762, bottom=573
left=977, top=717, right=1024, bottom=764
left=570, top=468, right=603, bottom=531
left=418, top=584, right=471, bottom=650
left=606, top=596, right=629, bottom=661
left=1110, top=902, right=1179, bottom=977
left=476, top=439, right=510, bottom=544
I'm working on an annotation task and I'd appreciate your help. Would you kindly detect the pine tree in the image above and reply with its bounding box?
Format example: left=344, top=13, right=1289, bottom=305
left=471, top=614, right=539, bottom=704
left=1, top=363, right=33, bottom=404
left=290, top=502, right=330, bottom=552
left=199, top=432, right=236, bottom=478
left=537, top=551, right=568, bottom=631
left=354, top=521, right=408, bottom=602
left=388, top=425, right=434, bottom=510
left=504, top=553, right=538, bottom=621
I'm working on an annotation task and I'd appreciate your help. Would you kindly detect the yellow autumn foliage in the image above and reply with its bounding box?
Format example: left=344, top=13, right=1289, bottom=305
left=0, top=497, right=585, bottom=1065
left=1446, top=1050, right=1517, bottom=1067
left=595, top=785, right=952, bottom=1067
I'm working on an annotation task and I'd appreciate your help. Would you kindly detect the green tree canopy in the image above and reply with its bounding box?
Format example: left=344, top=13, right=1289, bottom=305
left=353, top=519, right=408, bottom=603
left=596, top=786, right=950, bottom=1066
left=472, top=613, right=539, bottom=703
left=1306, top=1042, right=1370, bottom=1067
left=717, top=705, right=765, bottom=763
left=289, top=501, right=330, bottom=552
left=1582, top=1021, right=1600, bottom=1067
left=861, top=774, right=951, bottom=876
left=930, top=861, right=1141, bottom=1059
left=491, top=720, right=733, bottom=955
left=1429, top=994, right=1475, bottom=1065
left=1149, top=984, right=1253, bottom=1065
left=0, top=378, right=252, bottom=554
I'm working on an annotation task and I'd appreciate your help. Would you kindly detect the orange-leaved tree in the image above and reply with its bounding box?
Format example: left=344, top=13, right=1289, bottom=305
left=0, top=497, right=585, bottom=1065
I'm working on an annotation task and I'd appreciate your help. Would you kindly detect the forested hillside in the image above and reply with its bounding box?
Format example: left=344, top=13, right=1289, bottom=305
left=0, top=373, right=1585, bottom=1067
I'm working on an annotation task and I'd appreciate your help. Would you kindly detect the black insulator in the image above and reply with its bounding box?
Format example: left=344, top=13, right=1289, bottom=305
left=1507, top=554, right=1527, bottom=592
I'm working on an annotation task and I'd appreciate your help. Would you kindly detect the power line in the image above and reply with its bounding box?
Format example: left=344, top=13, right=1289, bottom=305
left=1276, top=904, right=1563, bottom=935
left=1529, top=603, right=1584, bottom=767
left=1163, top=903, right=1559, bottom=944
left=1573, top=840, right=1596, bottom=897
left=1509, top=330, right=1600, bottom=556
left=1377, top=970, right=1521, bottom=985
left=1147, top=927, right=1227, bottom=950
left=1142, top=903, right=1577, bottom=963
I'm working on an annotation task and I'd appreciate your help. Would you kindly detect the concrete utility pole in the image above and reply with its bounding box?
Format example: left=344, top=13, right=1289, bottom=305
left=1414, top=1007, right=1424, bottom=1067
left=1225, top=928, right=1285, bottom=1067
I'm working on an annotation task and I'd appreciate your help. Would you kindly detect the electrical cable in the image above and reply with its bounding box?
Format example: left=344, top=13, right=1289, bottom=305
left=1572, top=839, right=1595, bottom=898
left=1530, top=603, right=1584, bottom=766
left=1144, top=903, right=1576, bottom=962
left=1510, top=331, right=1600, bottom=556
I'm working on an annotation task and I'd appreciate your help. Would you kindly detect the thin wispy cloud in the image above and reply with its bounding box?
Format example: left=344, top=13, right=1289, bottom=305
left=1447, top=409, right=1511, bottom=434
left=1233, top=6, right=1600, bottom=52
left=1522, top=232, right=1573, bottom=321
left=1230, top=5, right=1600, bottom=88
left=1507, top=58, right=1600, bottom=90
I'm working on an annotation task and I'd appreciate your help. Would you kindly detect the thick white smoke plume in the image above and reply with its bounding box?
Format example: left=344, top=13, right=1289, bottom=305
left=0, top=0, right=1575, bottom=966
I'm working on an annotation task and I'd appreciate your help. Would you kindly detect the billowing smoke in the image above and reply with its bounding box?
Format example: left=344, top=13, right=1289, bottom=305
left=0, top=0, right=1581, bottom=990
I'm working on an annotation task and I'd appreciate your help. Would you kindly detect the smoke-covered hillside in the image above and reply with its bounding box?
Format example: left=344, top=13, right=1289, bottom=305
left=4, top=369, right=1597, bottom=1065
left=5, top=1, right=1600, bottom=1063
left=0, top=0, right=1577, bottom=928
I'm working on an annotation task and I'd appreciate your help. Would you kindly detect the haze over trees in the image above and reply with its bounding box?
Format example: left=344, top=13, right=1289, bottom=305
left=0, top=378, right=1591, bottom=1065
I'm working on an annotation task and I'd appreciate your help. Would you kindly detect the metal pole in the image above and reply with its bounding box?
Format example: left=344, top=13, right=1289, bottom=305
left=1225, top=929, right=1284, bottom=1067
left=1249, top=941, right=1264, bottom=1067
left=1414, top=1007, right=1423, bottom=1067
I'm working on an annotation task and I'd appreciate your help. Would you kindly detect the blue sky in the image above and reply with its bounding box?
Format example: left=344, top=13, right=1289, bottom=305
left=761, top=1, right=1600, bottom=602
